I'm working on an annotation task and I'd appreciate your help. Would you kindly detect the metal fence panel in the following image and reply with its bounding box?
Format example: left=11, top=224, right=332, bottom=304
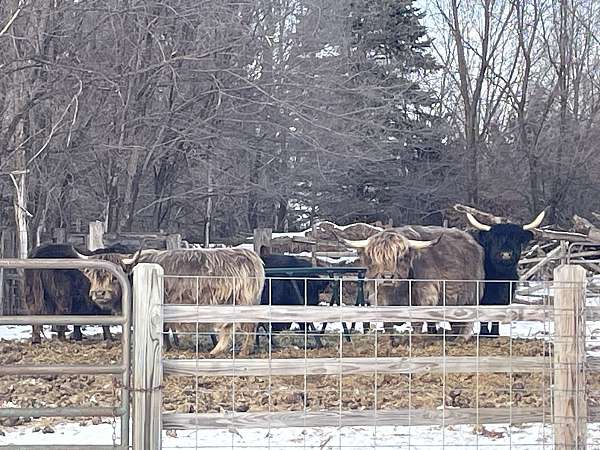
left=0, top=258, right=132, bottom=450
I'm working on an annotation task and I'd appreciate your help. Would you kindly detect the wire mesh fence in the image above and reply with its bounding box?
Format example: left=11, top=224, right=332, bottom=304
left=128, top=263, right=593, bottom=450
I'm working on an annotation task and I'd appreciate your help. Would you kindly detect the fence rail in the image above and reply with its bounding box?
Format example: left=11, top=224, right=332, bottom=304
left=163, top=355, right=549, bottom=376
left=163, top=303, right=553, bottom=323
left=162, top=408, right=549, bottom=430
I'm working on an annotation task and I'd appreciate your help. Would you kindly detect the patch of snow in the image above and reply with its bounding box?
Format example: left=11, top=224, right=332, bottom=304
left=286, top=251, right=359, bottom=265
left=233, top=243, right=255, bottom=250
left=0, top=325, right=121, bottom=342
left=0, top=419, right=571, bottom=449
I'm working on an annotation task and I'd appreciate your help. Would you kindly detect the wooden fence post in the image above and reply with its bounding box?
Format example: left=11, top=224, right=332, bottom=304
left=253, top=228, right=272, bottom=256
left=132, top=263, right=164, bottom=450
left=87, top=221, right=104, bottom=251
left=0, top=230, right=5, bottom=314
left=166, top=233, right=181, bottom=250
left=553, top=264, right=587, bottom=449
left=53, top=227, right=66, bottom=243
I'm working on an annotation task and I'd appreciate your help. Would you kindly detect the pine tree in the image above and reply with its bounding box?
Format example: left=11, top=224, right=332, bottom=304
left=309, top=0, right=451, bottom=225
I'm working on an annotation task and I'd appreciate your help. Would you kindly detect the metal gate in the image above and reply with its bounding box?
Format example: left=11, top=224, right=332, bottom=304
left=0, top=258, right=132, bottom=450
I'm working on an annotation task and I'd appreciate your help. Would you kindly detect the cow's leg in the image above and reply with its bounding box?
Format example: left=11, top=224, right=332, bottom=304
left=450, top=322, right=473, bottom=342
left=102, top=326, right=113, bottom=341
left=31, top=325, right=42, bottom=344
left=72, top=326, right=83, bottom=341
left=426, top=322, right=437, bottom=335
left=308, top=323, right=323, bottom=349
left=254, top=323, right=272, bottom=352
left=489, top=321, right=500, bottom=336
left=479, top=322, right=490, bottom=336
left=270, top=331, right=277, bottom=349
left=239, top=322, right=256, bottom=357
left=171, top=326, right=181, bottom=348
left=254, top=324, right=262, bottom=352
left=342, top=322, right=352, bottom=343
left=163, top=325, right=172, bottom=351
left=57, top=325, right=67, bottom=341
left=383, top=322, right=397, bottom=347
left=209, top=324, right=233, bottom=357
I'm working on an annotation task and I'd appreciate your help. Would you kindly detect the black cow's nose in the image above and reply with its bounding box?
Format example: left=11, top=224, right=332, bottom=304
left=92, top=290, right=106, bottom=299
left=500, top=251, right=512, bottom=260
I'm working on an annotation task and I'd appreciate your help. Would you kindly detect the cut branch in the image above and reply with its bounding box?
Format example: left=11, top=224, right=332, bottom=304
left=452, top=204, right=507, bottom=224
left=572, top=215, right=600, bottom=241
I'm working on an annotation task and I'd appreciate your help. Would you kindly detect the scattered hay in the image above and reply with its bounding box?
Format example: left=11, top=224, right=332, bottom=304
left=0, top=330, right=596, bottom=429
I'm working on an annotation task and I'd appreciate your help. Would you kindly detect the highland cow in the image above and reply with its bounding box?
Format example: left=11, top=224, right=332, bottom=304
left=340, top=226, right=485, bottom=342
left=84, top=248, right=265, bottom=357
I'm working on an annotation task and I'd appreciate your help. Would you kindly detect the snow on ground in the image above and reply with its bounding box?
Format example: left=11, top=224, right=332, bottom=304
left=0, top=325, right=121, bottom=341
left=0, top=419, right=577, bottom=449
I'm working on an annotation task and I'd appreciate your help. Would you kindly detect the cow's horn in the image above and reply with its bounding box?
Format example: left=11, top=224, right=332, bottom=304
left=74, top=250, right=90, bottom=260
left=523, top=210, right=545, bottom=230
left=339, top=238, right=369, bottom=249
left=466, top=212, right=492, bottom=231
left=121, top=256, right=135, bottom=265
left=407, top=235, right=441, bottom=250
left=330, top=229, right=369, bottom=249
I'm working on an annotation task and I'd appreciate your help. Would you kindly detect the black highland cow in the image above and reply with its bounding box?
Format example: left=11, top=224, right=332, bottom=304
left=466, top=211, right=545, bottom=336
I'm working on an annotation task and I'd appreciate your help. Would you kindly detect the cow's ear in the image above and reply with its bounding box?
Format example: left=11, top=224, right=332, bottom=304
left=119, top=261, right=135, bottom=274
left=519, top=229, right=534, bottom=245
left=475, top=230, right=490, bottom=246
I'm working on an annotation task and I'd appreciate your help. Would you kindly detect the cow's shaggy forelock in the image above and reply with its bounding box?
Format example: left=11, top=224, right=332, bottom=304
left=362, top=230, right=411, bottom=278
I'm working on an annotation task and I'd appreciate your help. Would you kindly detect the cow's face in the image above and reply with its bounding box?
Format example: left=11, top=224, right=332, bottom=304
left=362, top=239, right=411, bottom=280
left=82, top=268, right=122, bottom=312
left=363, top=230, right=440, bottom=280
left=343, top=229, right=440, bottom=280
left=477, top=224, right=533, bottom=269
left=465, top=211, right=544, bottom=273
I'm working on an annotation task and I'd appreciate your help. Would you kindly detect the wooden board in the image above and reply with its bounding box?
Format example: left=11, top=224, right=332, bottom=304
left=163, top=407, right=548, bottom=430
left=553, top=265, right=587, bottom=449
left=163, top=356, right=550, bottom=377
left=163, top=304, right=552, bottom=324
left=132, top=263, right=164, bottom=450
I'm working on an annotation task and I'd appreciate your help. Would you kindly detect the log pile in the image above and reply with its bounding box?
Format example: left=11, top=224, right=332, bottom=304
left=269, top=221, right=383, bottom=254
left=266, top=206, right=600, bottom=278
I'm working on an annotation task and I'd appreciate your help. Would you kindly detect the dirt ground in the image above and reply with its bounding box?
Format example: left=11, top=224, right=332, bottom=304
left=0, top=328, right=595, bottom=429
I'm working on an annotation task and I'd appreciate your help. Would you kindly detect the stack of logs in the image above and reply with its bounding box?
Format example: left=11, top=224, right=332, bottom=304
left=266, top=205, right=600, bottom=279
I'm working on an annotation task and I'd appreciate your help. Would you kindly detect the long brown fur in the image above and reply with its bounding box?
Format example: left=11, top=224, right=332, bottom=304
left=87, top=248, right=265, bottom=356
left=359, top=226, right=485, bottom=340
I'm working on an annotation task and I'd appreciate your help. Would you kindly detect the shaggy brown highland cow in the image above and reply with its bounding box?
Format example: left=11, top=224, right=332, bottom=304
left=84, top=248, right=265, bottom=357
left=340, top=226, right=485, bottom=342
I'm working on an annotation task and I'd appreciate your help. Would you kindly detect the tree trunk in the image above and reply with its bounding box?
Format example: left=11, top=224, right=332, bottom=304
left=204, top=162, right=213, bottom=247
left=247, top=150, right=262, bottom=231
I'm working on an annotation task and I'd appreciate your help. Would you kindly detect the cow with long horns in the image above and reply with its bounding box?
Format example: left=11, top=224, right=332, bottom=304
left=82, top=248, right=265, bottom=357
left=24, top=243, right=138, bottom=344
left=339, top=226, right=485, bottom=342
left=465, top=211, right=545, bottom=336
